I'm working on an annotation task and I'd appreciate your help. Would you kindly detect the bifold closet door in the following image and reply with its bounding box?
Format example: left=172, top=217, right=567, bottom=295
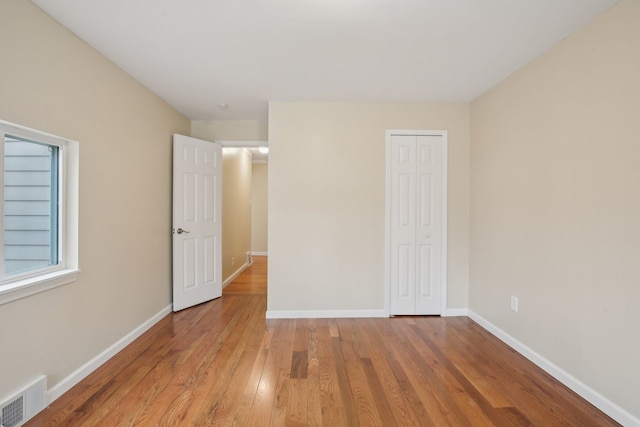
left=389, top=134, right=444, bottom=315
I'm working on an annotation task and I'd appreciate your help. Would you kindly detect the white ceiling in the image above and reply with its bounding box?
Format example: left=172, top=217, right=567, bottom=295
left=31, top=0, right=618, bottom=121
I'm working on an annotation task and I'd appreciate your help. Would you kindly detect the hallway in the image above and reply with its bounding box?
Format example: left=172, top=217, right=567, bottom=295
left=223, top=256, right=267, bottom=296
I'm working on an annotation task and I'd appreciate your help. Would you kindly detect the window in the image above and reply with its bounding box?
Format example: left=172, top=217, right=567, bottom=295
left=4, top=136, right=59, bottom=276
left=0, top=120, right=79, bottom=305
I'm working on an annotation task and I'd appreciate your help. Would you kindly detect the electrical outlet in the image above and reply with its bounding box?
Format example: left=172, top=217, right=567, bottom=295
left=510, top=296, right=519, bottom=312
left=231, top=256, right=235, bottom=266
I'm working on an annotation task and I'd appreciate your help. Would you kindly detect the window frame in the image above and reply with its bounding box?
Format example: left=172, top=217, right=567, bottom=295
left=0, top=120, right=79, bottom=305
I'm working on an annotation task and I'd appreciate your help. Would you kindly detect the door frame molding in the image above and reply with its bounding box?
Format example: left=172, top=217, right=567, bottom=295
left=384, top=129, right=448, bottom=316
left=216, top=140, right=267, bottom=147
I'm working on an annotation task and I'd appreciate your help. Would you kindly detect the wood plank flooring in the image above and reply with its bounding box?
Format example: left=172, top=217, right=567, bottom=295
left=26, top=256, right=618, bottom=426
left=223, top=257, right=267, bottom=295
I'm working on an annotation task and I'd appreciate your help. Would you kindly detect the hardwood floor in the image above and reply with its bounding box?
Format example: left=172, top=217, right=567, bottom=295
left=223, top=256, right=267, bottom=295
left=27, top=256, right=618, bottom=426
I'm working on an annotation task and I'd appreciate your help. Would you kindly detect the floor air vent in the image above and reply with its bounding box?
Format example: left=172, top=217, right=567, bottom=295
left=1, top=397, right=23, bottom=427
left=0, top=376, right=46, bottom=427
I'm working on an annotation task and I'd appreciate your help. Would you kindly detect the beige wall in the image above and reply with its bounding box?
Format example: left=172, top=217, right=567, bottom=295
left=0, top=0, right=190, bottom=399
left=470, top=0, right=640, bottom=420
left=222, top=148, right=253, bottom=282
left=251, top=163, right=269, bottom=254
left=191, top=120, right=268, bottom=141
left=268, top=102, right=469, bottom=313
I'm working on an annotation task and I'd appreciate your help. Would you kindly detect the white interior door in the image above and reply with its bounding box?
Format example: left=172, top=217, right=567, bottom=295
left=388, top=132, right=446, bottom=315
left=172, top=134, right=222, bottom=311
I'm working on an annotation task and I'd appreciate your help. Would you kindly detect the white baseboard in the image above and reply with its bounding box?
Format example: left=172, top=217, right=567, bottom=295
left=266, top=309, right=387, bottom=319
left=468, top=310, right=639, bottom=427
left=266, top=308, right=466, bottom=319
left=223, top=261, right=250, bottom=288
left=251, top=252, right=268, bottom=256
left=46, top=304, right=172, bottom=404
left=444, top=308, right=468, bottom=317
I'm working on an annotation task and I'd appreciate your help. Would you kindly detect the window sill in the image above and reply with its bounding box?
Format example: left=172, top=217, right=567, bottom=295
left=0, top=268, right=80, bottom=306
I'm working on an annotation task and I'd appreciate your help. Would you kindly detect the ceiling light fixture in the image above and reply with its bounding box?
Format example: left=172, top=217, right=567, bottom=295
left=258, top=147, right=269, bottom=154
left=218, top=103, right=228, bottom=109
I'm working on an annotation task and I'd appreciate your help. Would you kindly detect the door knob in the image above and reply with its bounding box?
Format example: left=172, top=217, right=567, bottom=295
left=175, top=228, right=190, bottom=234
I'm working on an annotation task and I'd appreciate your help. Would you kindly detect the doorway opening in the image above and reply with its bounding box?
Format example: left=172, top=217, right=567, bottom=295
left=220, top=141, right=268, bottom=294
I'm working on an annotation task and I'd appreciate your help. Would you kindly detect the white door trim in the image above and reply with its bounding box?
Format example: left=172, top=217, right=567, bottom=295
left=385, top=129, right=448, bottom=316
left=216, top=140, right=267, bottom=147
